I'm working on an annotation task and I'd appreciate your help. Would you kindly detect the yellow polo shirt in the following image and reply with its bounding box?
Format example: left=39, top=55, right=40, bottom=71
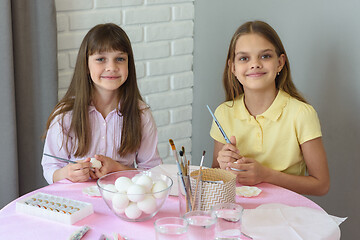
left=210, top=90, right=322, bottom=176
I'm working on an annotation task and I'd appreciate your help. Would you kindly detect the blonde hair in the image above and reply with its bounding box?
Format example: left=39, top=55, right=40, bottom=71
left=44, top=23, right=144, bottom=157
left=223, top=20, right=307, bottom=103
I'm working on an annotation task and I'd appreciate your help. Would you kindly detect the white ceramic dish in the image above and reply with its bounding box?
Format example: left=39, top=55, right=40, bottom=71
left=236, top=186, right=262, bottom=197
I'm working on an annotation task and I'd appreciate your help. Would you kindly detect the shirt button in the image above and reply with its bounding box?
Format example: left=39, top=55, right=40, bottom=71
left=102, top=136, right=105, bottom=139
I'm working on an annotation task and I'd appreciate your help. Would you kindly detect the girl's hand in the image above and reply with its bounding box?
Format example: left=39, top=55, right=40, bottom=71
left=91, top=155, right=134, bottom=179
left=227, top=157, right=270, bottom=185
left=65, top=158, right=92, bottom=182
left=216, top=136, right=242, bottom=169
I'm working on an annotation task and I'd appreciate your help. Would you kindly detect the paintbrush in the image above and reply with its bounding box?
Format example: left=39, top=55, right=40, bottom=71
left=180, top=148, right=193, bottom=209
left=169, top=139, right=185, bottom=175
left=179, top=150, right=186, bottom=176
left=169, top=139, right=193, bottom=210
left=181, top=146, right=188, bottom=176
left=207, top=105, right=244, bottom=172
left=169, top=139, right=180, bottom=165
left=181, top=145, right=193, bottom=191
left=44, top=153, right=77, bottom=164
left=207, top=105, right=231, bottom=143
left=192, top=150, right=205, bottom=211
left=43, top=153, right=96, bottom=171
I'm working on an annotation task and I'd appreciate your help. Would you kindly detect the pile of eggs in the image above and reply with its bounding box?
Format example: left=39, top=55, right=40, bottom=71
left=101, top=173, right=169, bottom=220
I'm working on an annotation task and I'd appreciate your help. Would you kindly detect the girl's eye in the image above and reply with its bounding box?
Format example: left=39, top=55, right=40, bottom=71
left=95, top=57, right=105, bottom=62
left=239, top=57, right=248, bottom=61
left=261, top=54, right=271, bottom=59
left=116, top=57, right=125, bottom=62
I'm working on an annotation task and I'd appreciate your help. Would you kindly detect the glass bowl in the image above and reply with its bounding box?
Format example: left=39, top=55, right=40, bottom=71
left=97, top=170, right=173, bottom=222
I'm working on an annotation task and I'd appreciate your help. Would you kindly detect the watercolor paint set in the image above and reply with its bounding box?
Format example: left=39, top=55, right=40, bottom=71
left=16, top=192, right=93, bottom=224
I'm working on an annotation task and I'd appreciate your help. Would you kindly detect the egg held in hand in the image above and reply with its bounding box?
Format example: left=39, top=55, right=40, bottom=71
left=90, top=158, right=102, bottom=169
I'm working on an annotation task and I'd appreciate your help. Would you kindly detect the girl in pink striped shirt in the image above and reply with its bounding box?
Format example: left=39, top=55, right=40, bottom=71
left=42, top=23, right=162, bottom=184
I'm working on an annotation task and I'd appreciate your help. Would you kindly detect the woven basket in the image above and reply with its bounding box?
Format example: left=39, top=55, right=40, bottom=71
left=190, top=168, right=236, bottom=211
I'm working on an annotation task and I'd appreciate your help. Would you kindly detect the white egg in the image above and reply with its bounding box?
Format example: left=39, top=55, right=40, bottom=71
left=90, top=157, right=102, bottom=169
left=113, top=205, right=125, bottom=214
left=112, top=194, right=129, bottom=210
left=135, top=175, right=153, bottom=193
left=152, top=180, right=168, bottom=199
left=131, top=174, right=141, bottom=183
left=115, top=176, right=133, bottom=193
left=137, top=195, right=157, bottom=214
left=126, top=184, right=146, bottom=202
left=102, top=184, right=118, bottom=200
left=125, top=203, right=142, bottom=219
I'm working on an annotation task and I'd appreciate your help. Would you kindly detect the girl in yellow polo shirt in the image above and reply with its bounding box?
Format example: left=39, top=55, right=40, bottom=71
left=210, top=21, right=330, bottom=196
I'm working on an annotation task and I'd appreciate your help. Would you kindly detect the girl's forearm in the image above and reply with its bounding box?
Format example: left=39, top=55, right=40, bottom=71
left=265, top=168, right=329, bottom=196
left=53, top=167, right=67, bottom=183
left=113, top=161, right=136, bottom=171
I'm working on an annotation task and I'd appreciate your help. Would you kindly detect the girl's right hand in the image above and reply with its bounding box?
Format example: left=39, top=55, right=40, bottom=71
left=216, top=136, right=242, bottom=169
left=64, top=158, right=92, bottom=182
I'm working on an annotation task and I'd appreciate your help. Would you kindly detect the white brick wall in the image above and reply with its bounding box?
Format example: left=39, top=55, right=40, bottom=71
left=55, top=0, right=195, bottom=163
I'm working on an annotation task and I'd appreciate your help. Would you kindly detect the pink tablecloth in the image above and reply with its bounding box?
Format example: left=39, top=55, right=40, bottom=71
left=0, top=181, right=323, bottom=239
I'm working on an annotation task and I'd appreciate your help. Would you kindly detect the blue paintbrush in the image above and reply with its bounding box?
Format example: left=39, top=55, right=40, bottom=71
left=207, top=105, right=244, bottom=172
left=43, top=153, right=77, bottom=164
left=207, top=105, right=231, bottom=144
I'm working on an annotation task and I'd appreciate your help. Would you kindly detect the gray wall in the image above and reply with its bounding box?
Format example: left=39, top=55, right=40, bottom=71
left=193, top=0, right=360, bottom=238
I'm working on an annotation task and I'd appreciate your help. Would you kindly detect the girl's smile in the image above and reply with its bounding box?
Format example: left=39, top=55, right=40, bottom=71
left=101, top=75, right=121, bottom=80
left=246, top=71, right=266, bottom=78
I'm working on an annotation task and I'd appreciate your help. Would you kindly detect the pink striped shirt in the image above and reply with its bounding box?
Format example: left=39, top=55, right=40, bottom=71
left=41, top=103, right=162, bottom=184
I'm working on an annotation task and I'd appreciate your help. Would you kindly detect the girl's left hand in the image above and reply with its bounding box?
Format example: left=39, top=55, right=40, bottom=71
left=227, top=157, right=270, bottom=185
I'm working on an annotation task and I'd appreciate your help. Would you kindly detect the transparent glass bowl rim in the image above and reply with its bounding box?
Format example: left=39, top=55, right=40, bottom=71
left=97, top=170, right=173, bottom=196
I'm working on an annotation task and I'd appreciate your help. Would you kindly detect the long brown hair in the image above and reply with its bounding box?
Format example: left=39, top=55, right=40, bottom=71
left=223, top=20, right=307, bottom=103
left=44, top=23, right=144, bottom=157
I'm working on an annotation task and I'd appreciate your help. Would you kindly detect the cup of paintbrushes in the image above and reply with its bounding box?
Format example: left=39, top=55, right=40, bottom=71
left=177, top=171, right=202, bottom=217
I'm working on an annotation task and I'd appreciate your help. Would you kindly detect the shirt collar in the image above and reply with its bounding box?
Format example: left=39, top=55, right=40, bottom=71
left=236, top=90, right=290, bottom=122
left=235, top=95, right=250, bottom=121
left=88, top=101, right=122, bottom=115
left=89, top=103, right=97, bottom=113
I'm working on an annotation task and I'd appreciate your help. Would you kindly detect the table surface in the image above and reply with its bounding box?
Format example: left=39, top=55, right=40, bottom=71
left=0, top=179, right=323, bottom=239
